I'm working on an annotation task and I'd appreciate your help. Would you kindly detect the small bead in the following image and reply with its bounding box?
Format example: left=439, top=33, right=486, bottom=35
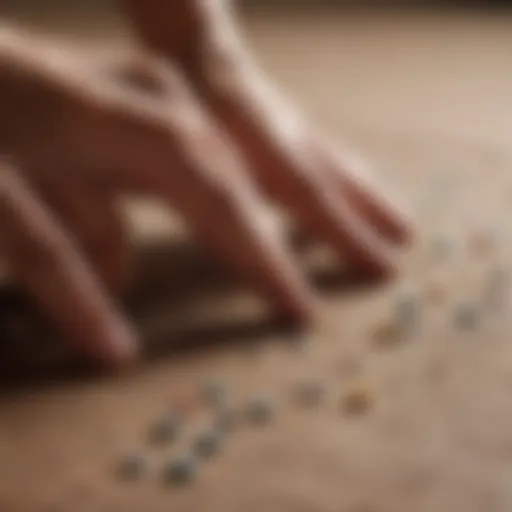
left=194, top=428, right=222, bottom=459
left=372, top=320, right=403, bottom=348
left=342, top=382, right=373, bottom=415
left=395, top=294, right=420, bottom=333
left=148, top=413, right=181, bottom=445
left=454, top=303, right=480, bottom=330
left=245, top=395, right=276, bottom=425
left=201, top=379, right=227, bottom=409
left=294, top=379, right=327, bottom=408
left=162, top=455, right=198, bottom=486
left=117, top=453, right=148, bottom=481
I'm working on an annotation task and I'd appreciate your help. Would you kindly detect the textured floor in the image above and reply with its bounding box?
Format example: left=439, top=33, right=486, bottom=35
left=1, top=7, right=512, bottom=512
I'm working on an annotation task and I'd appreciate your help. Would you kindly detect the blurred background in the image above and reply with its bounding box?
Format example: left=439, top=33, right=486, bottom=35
left=2, top=0, right=512, bottom=24
left=2, top=0, right=510, bottom=148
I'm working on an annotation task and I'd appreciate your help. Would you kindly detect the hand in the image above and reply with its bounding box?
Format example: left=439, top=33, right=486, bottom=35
left=0, top=10, right=409, bottom=368
left=0, top=26, right=315, bottom=366
left=122, top=0, right=411, bottom=254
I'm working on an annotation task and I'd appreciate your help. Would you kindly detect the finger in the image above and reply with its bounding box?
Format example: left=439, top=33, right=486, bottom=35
left=187, top=92, right=397, bottom=277
left=119, top=1, right=404, bottom=274
left=34, top=171, right=130, bottom=295
left=182, top=79, right=400, bottom=275
left=274, top=154, right=397, bottom=278
left=168, top=165, right=318, bottom=325
left=56, top=57, right=316, bottom=325
left=4, top=40, right=316, bottom=324
left=97, top=59, right=400, bottom=273
left=311, top=136, right=412, bottom=246
left=197, top=91, right=396, bottom=276
left=0, top=161, right=138, bottom=366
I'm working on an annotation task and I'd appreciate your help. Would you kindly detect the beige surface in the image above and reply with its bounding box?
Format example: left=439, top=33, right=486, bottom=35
left=2, top=8, right=512, bottom=512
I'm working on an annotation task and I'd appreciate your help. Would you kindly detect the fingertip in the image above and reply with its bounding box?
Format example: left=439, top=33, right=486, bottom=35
left=376, top=188, right=417, bottom=247
left=100, top=322, right=140, bottom=368
left=401, top=215, right=418, bottom=248
left=353, top=248, right=399, bottom=283
left=275, top=291, right=320, bottom=330
left=387, top=207, right=416, bottom=247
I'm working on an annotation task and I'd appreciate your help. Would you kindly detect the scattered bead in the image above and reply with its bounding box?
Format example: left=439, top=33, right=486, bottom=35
left=342, top=382, right=373, bottom=415
left=395, top=294, right=420, bottom=333
left=294, top=379, right=327, bottom=408
left=454, top=303, right=480, bottom=330
left=194, top=428, right=222, bottom=459
left=245, top=395, right=276, bottom=425
left=201, top=379, right=228, bottom=409
left=117, top=453, right=148, bottom=481
left=372, top=320, right=403, bottom=348
left=162, top=455, right=198, bottom=486
left=148, top=413, right=181, bottom=445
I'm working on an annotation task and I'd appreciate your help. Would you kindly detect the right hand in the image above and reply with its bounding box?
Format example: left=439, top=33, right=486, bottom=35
left=0, top=25, right=402, bottom=367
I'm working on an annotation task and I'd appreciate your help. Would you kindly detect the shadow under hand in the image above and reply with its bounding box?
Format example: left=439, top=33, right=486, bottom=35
left=0, top=235, right=383, bottom=390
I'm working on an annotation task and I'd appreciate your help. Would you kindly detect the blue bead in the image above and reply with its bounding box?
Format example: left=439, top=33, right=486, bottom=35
left=246, top=395, right=276, bottom=425
left=148, top=413, right=181, bottom=445
left=118, top=454, right=147, bottom=481
left=202, top=379, right=228, bottom=408
left=194, top=428, right=222, bottom=458
left=396, top=294, right=420, bottom=333
left=162, top=455, right=198, bottom=486
left=455, top=304, right=479, bottom=330
left=295, top=379, right=326, bottom=408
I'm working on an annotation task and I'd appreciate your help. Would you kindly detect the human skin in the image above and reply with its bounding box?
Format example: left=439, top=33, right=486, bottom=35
left=0, top=1, right=411, bottom=367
